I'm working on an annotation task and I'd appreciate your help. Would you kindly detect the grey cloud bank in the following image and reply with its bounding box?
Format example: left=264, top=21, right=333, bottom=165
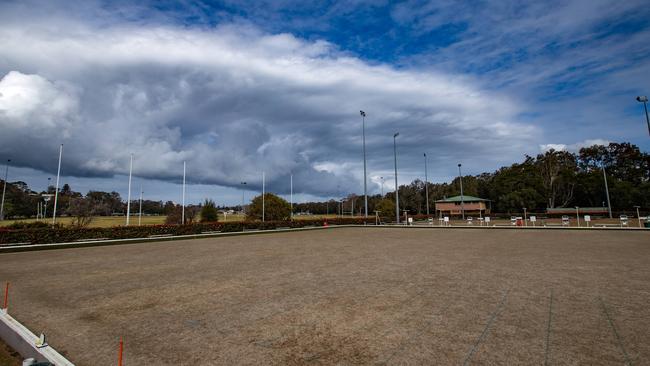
left=0, top=15, right=537, bottom=199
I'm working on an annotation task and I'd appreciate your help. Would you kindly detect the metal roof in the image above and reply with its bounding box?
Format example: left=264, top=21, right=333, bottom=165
left=435, top=195, right=489, bottom=202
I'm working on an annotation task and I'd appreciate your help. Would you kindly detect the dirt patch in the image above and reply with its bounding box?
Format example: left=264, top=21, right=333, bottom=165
left=0, top=227, right=648, bottom=365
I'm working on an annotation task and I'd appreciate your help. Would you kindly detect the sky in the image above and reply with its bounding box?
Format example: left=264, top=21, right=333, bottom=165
left=1, top=0, right=649, bottom=205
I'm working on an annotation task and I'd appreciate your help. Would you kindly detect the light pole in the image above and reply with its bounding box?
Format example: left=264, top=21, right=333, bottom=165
left=634, top=206, right=641, bottom=228
left=458, top=163, right=465, bottom=220
left=575, top=206, right=580, bottom=227
left=602, top=166, right=612, bottom=219
left=240, top=181, right=247, bottom=214
left=182, top=161, right=186, bottom=225
left=523, top=207, right=527, bottom=227
left=0, top=159, right=10, bottom=221
left=290, top=174, right=293, bottom=220
left=262, top=171, right=265, bottom=222
left=380, top=176, right=384, bottom=196
left=52, top=144, right=63, bottom=225
left=360, top=110, right=368, bottom=218
left=138, top=186, right=143, bottom=226
left=393, top=132, right=400, bottom=224
left=636, top=96, right=650, bottom=136
left=424, top=153, right=429, bottom=216
left=126, top=153, right=133, bottom=226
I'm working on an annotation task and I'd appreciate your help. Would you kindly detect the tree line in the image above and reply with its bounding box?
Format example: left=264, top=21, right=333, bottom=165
left=1, top=142, right=648, bottom=221
left=295, top=142, right=649, bottom=216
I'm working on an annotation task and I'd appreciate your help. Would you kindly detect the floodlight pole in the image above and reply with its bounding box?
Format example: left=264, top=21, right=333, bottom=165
left=0, top=159, right=10, bottom=221
left=636, top=96, right=650, bottom=136
left=424, top=153, right=429, bottom=216
left=393, top=132, right=400, bottom=224
left=634, top=206, right=641, bottom=228
left=262, top=171, right=265, bottom=222
left=290, top=174, right=293, bottom=220
left=360, top=110, right=368, bottom=218
left=602, top=166, right=612, bottom=219
left=52, top=144, right=63, bottom=225
left=138, top=186, right=143, bottom=226
left=240, top=181, right=247, bottom=214
left=126, top=153, right=133, bottom=226
left=458, top=163, right=465, bottom=220
left=182, top=161, right=186, bottom=225
left=380, top=176, right=384, bottom=196
left=575, top=206, right=580, bottom=227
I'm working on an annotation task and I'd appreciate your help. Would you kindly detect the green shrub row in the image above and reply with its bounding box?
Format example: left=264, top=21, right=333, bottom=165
left=0, top=218, right=372, bottom=245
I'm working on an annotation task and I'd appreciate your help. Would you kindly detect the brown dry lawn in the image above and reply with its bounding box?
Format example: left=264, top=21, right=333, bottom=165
left=0, top=227, right=648, bottom=365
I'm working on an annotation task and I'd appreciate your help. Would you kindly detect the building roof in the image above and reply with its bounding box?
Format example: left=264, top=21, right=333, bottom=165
left=435, top=195, right=489, bottom=203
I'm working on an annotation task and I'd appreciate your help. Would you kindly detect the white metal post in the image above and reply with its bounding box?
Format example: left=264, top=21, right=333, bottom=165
left=424, top=153, right=429, bottom=216
left=182, top=161, right=186, bottom=225
left=0, top=159, right=9, bottom=221
left=126, top=153, right=133, bottom=226
left=262, top=172, right=265, bottom=222
left=52, top=144, right=63, bottom=225
left=290, top=174, right=293, bottom=220
left=138, top=185, right=143, bottom=226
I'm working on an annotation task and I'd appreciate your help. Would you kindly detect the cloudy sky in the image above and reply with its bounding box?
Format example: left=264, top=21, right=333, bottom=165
left=1, top=0, right=649, bottom=205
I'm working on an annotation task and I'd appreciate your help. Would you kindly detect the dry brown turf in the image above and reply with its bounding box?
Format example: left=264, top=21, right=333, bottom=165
left=0, top=227, right=648, bottom=365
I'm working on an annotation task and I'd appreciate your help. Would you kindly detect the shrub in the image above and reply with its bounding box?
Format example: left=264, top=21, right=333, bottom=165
left=248, top=193, right=291, bottom=221
left=200, top=199, right=219, bottom=222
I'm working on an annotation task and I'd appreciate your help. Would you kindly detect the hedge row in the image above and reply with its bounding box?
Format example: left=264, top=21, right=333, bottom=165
left=0, top=218, right=373, bottom=245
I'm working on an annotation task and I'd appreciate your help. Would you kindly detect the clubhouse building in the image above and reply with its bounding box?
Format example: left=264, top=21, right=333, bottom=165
left=435, top=195, right=490, bottom=217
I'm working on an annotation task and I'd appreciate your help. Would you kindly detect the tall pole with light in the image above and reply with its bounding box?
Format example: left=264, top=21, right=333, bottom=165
left=393, top=132, right=400, bottom=224
left=602, top=165, right=612, bottom=219
left=126, top=153, right=133, bottom=226
left=182, top=161, right=186, bottom=225
left=424, top=153, right=429, bottom=216
left=52, top=144, right=63, bottom=225
left=634, top=205, right=641, bottom=228
left=0, top=159, right=10, bottom=221
left=360, top=110, right=368, bottom=218
left=290, top=174, right=293, bottom=220
left=240, top=181, right=247, bottom=214
left=458, top=163, right=465, bottom=220
left=636, top=96, right=650, bottom=136
left=262, top=172, right=265, bottom=222
left=138, top=186, right=143, bottom=226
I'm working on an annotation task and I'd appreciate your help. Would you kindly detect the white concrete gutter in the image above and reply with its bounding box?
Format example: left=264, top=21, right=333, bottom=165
left=0, top=309, right=74, bottom=365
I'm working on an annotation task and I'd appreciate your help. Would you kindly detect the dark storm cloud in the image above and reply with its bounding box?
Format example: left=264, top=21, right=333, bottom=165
left=0, top=5, right=536, bottom=196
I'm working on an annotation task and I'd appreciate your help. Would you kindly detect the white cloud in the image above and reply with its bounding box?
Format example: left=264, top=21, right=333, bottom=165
left=539, top=139, right=610, bottom=153
left=0, top=11, right=537, bottom=195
